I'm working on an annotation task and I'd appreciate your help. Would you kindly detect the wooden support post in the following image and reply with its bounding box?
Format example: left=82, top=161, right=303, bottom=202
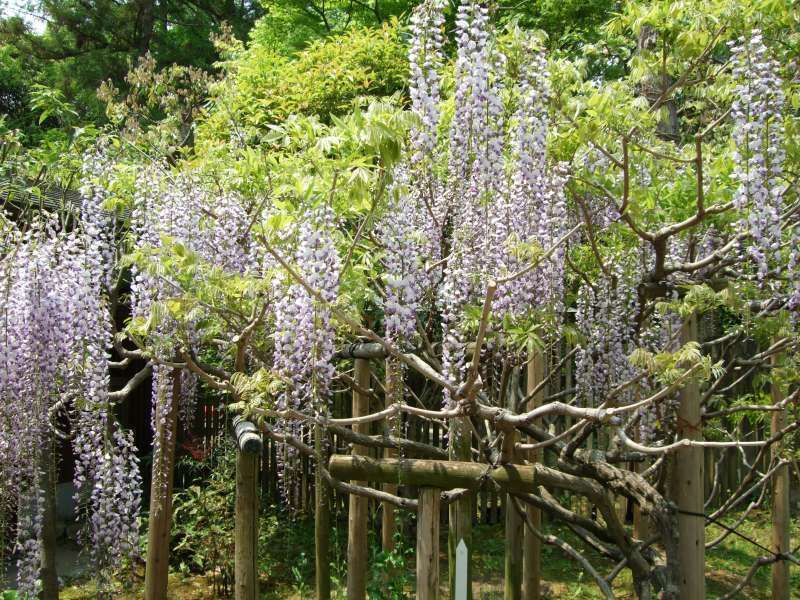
left=523, top=350, right=543, bottom=600
left=315, top=422, right=331, bottom=600
left=448, top=415, right=473, bottom=599
left=233, top=418, right=261, bottom=600
left=347, top=358, right=370, bottom=600
left=504, top=370, right=522, bottom=600
left=770, top=352, right=790, bottom=600
left=144, top=369, right=181, bottom=600
left=504, top=473, right=523, bottom=600
left=417, top=487, right=440, bottom=600
left=382, top=357, right=400, bottom=553
left=40, top=434, right=59, bottom=600
left=670, top=316, right=704, bottom=600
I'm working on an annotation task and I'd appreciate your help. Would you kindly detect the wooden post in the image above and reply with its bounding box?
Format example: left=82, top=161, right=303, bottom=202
left=347, top=358, right=370, bottom=600
left=523, top=350, right=543, bottom=600
left=670, top=316, right=704, bottom=600
left=233, top=418, right=261, bottom=600
left=770, top=352, right=790, bottom=600
left=382, top=357, right=400, bottom=553
left=417, top=487, right=440, bottom=600
left=448, top=415, right=473, bottom=599
left=504, top=370, right=522, bottom=600
left=40, top=434, right=59, bottom=600
left=315, top=422, right=331, bottom=600
left=144, top=369, right=181, bottom=600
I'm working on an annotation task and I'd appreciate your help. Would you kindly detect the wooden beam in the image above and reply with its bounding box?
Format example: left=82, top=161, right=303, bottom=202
left=771, top=351, right=790, bottom=600
left=346, top=358, right=370, bottom=599
left=417, top=487, right=440, bottom=600
left=329, top=456, right=537, bottom=493
left=336, top=342, right=388, bottom=360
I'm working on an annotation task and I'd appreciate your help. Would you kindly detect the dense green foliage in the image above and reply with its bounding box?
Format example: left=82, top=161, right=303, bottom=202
left=2, top=0, right=800, bottom=597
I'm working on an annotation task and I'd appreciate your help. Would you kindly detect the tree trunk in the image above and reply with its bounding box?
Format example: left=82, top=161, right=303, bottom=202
left=135, top=0, right=155, bottom=55
left=144, top=369, right=180, bottom=600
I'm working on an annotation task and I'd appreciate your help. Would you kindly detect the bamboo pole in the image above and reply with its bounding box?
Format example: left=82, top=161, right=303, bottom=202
left=670, top=316, right=704, bottom=600
left=40, top=434, right=59, bottom=600
left=523, top=350, right=543, bottom=600
left=417, top=487, right=440, bottom=600
left=233, top=418, right=261, bottom=600
left=346, top=358, right=370, bottom=599
left=144, top=369, right=181, bottom=600
left=770, top=352, right=790, bottom=600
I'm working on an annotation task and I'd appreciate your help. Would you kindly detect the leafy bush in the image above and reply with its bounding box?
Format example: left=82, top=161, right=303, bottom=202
left=199, top=21, right=407, bottom=144
left=171, top=439, right=236, bottom=596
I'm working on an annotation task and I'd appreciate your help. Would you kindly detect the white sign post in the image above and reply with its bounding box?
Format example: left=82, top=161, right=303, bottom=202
left=455, top=538, right=469, bottom=600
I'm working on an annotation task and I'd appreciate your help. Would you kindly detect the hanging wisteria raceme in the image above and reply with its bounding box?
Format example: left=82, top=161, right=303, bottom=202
left=729, top=31, right=785, bottom=280
left=128, top=167, right=258, bottom=449
left=438, top=0, right=505, bottom=404
left=408, top=0, right=447, bottom=166
left=273, top=206, right=341, bottom=410
left=378, top=0, right=448, bottom=347
left=574, top=267, right=638, bottom=407
left=0, top=219, right=140, bottom=595
left=80, top=144, right=120, bottom=290
left=494, top=39, right=567, bottom=317
left=272, top=206, right=340, bottom=504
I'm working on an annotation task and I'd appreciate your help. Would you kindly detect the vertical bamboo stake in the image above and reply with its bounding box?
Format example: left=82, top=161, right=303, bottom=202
left=448, top=417, right=472, bottom=598
left=382, top=357, right=400, bottom=553
left=770, top=351, right=790, bottom=600
left=523, top=350, right=542, bottom=600
left=347, top=358, right=370, bottom=599
left=670, top=316, right=704, bottom=600
left=315, top=422, right=331, bottom=600
left=417, top=487, right=440, bottom=600
left=39, top=434, right=59, bottom=600
left=234, top=419, right=261, bottom=600
left=144, top=369, right=181, bottom=600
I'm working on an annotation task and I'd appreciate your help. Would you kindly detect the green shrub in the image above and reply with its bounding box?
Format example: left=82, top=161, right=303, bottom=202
left=198, top=21, right=407, bottom=144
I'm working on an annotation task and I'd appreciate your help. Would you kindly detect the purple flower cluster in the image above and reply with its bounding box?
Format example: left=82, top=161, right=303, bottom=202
left=0, top=218, right=140, bottom=594
left=408, top=0, right=446, bottom=165
left=574, top=269, right=638, bottom=407
left=730, top=31, right=785, bottom=280
left=380, top=1, right=569, bottom=404
left=273, top=206, right=341, bottom=411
